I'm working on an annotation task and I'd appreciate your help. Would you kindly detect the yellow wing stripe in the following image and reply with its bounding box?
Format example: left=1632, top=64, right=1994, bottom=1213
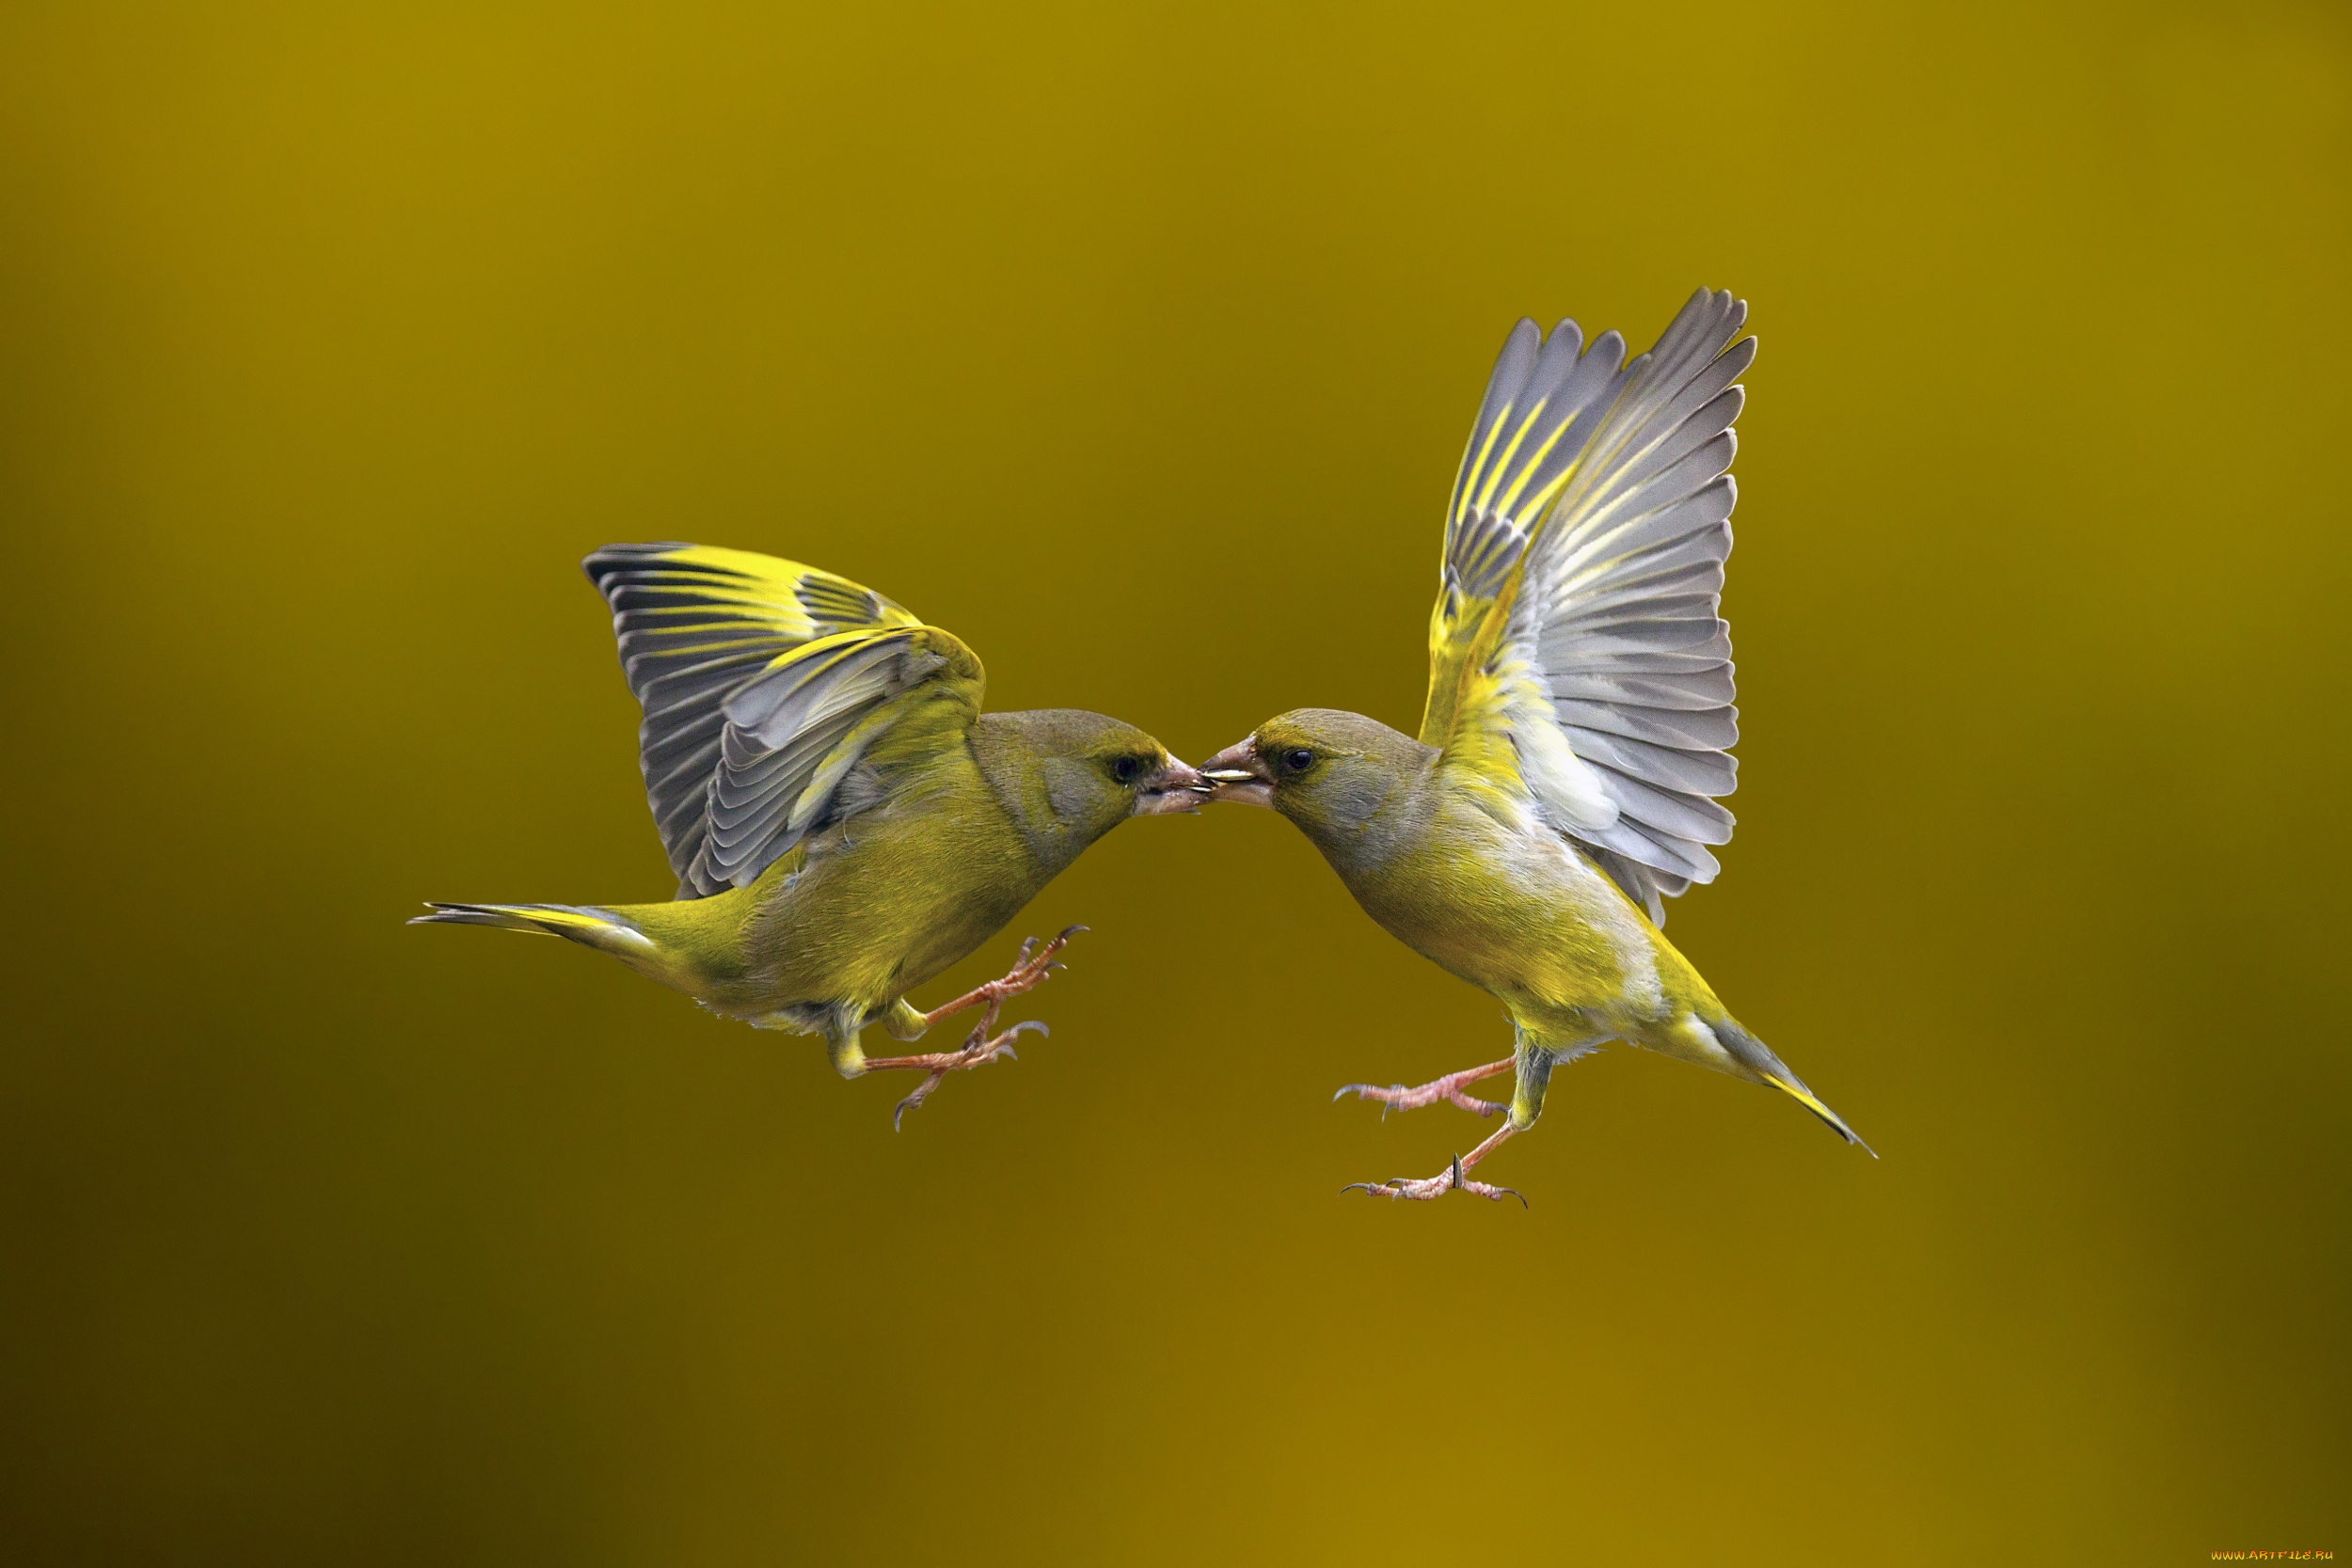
left=757, top=624, right=914, bottom=678
left=1494, top=417, right=1581, bottom=522
left=1472, top=401, right=1546, bottom=516
left=652, top=544, right=819, bottom=587
left=1455, top=405, right=1518, bottom=525
left=1511, top=464, right=1580, bottom=531
left=1468, top=397, right=1597, bottom=531
left=620, top=545, right=921, bottom=636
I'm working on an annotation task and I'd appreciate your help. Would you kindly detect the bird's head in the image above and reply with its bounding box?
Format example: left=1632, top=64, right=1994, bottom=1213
left=1200, top=709, right=1430, bottom=843
left=991, top=709, right=1209, bottom=842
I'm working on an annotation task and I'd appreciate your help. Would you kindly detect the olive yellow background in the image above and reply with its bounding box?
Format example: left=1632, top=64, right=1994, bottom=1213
left=3, top=1, right=2345, bottom=1562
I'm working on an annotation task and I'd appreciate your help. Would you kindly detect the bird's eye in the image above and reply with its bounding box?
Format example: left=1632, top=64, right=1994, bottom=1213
left=1111, top=755, right=1142, bottom=784
left=1282, top=748, right=1315, bottom=773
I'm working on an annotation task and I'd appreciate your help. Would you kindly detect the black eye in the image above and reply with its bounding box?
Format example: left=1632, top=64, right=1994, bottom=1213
left=1111, top=755, right=1142, bottom=784
left=1282, top=748, right=1315, bottom=773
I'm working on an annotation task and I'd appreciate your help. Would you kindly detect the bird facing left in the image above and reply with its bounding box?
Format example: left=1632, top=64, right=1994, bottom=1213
left=414, top=544, right=1208, bottom=1127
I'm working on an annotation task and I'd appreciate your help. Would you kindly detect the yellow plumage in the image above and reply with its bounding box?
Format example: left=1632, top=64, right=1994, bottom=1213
left=1204, top=291, right=1868, bottom=1201
left=416, top=543, right=1205, bottom=1120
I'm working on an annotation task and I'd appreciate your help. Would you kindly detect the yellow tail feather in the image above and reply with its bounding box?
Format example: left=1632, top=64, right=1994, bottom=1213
left=408, top=901, right=659, bottom=958
left=1771, top=1078, right=1877, bottom=1157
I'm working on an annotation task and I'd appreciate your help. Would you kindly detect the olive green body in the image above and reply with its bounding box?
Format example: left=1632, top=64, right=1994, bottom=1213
left=1278, top=730, right=1733, bottom=1069
left=1237, top=709, right=1859, bottom=1143
left=618, top=717, right=1103, bottom=1023
left=424, top=710, right=1182, bottom=1076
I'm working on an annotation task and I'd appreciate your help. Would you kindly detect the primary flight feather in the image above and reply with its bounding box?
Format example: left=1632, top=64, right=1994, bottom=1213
left=416, top=544, right=1206, bottom=1125
left=1203, top=290, right=1868, bottom=1202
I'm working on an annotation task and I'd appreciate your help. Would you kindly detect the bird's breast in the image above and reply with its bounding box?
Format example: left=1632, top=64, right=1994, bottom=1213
left=738, top=760, right=1044, bottom=1008
left=1344, top=800, right=1665, bottom=1023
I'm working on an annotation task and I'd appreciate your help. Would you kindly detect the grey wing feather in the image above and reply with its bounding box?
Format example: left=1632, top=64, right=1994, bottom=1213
left=1486, top=290, right=1757, bottom=919
left=1581, top=844, right=1691, bottom=927
left=1443, top=317, right=1632, bottom=603
left=688, top=631, right=958, bottom=894
left=581, top=543, right=967, bottom=897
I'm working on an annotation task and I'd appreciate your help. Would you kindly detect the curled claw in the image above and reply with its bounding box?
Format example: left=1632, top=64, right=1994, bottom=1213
left=1329, top=1059, right=1513, bottom=1122
left=1337, top=1113, right=1526, bottom=1204
left=1058, top=924, right=1090, bottom=940
left=878, top=929, right=1089, bottom=1128
left=1461, top=1180, right=1529, bottom=1207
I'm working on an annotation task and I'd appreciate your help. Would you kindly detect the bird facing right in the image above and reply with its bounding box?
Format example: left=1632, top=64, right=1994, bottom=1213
left=1203, top=289, right=1870, bottom=1203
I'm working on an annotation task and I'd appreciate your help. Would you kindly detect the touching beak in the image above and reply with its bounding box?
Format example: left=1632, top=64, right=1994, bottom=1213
left=1200, top=738, right=1275, bottom=808
left=1132, top=755, right=1212, bottom=816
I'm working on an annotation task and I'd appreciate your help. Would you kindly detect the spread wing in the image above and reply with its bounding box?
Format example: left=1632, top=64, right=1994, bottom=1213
left=583, top=544, right=984, bottom=897
left=1426, top=290, right=1756, bottom=923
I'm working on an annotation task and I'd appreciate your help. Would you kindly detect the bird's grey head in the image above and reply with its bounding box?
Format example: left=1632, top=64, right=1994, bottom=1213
left=973, top=709, right=1206, bottom=866
left=1198, top=708, right=1433, bottom=851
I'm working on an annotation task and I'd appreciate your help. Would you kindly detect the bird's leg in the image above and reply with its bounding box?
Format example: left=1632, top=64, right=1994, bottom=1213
left=910, top=926, right=1086, bottom=1033
left=857, top=927, right=1085, bottom=1129
left=1333, top=1057, right=1514, bottom=1119
left=859, top=991, right=1050, bottom=1131
left=1342, top=1039, right=1562, bottom=1205
left=1343, top=1119, right=1525, bottom=1206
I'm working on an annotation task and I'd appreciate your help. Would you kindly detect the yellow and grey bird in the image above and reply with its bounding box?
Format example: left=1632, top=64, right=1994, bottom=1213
left=415, top=544, right=1206, bottom=1125
left=1203, top=290, right=1869, bottom=1201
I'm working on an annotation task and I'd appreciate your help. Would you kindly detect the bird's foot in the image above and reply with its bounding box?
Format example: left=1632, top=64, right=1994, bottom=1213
left=914, top=926, right=1086, bottom=1031
left=875, top=927, right=1089, bottom=1129
left=863, top=1019, right=1050, bottom=1131
left=1333, top=1056, right=1513, bottom=1119
left=1340, top=1124, right=1525, bottom=1206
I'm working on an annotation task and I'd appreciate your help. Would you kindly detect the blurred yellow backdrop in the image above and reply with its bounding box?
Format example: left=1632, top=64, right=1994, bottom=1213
left=2, top=1, right=2345, bottom=1562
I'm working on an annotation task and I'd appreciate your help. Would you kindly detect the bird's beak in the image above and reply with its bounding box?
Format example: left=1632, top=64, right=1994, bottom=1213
left=1200, top=738, right=1275, bottom=808
left=1132, top=756, right=1211, bottom=816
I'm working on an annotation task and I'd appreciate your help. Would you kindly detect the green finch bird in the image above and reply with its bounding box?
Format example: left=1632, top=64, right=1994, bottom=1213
left=415, top=543, right=1206, bottom=1125
left=1203, top=289, right=1868, bottom=1201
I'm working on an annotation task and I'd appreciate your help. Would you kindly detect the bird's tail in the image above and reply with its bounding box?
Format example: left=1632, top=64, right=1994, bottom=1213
left=1711, top=1016, right=1876, bottom=1157
left=409, top=901, right=661, bottom=961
